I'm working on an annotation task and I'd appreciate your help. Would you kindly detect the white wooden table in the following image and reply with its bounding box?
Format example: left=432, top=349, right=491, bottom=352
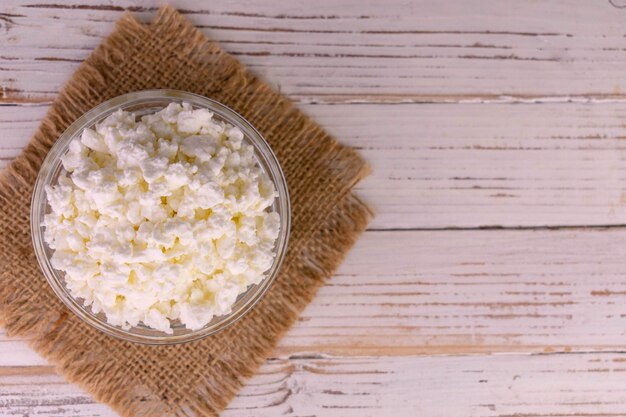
left=3, top=0, right=626, bottom=415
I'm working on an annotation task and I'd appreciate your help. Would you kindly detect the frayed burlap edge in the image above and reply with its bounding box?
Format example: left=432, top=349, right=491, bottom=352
left=0, top=6, right=372, bottom=417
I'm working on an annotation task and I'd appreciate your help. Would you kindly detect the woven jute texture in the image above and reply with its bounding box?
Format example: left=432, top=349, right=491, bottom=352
left=0, top=6, right=371, bottom=417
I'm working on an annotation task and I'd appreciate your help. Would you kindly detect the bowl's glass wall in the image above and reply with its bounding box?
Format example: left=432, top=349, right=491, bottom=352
left=31, top=90, right=290, bottom=344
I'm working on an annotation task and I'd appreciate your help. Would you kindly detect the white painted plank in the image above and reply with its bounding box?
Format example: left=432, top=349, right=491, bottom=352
left=0, top=367, right=112, bottom=417
left=0, top=334, right=46, bottom=367
left=4, top=353, right=626, bottom=416
left=275, top=228, right=626, bottom=355
left=2, top=0, right=626, bottom=103
left=5, top=103, right=626, bottom=229
left=313, top=102, right=626, bottom=228
left=5, top=229, right=626, bottom=356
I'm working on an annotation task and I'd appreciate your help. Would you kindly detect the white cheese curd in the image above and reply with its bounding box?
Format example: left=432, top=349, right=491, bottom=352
left=43, top=102, right=280, bottom=333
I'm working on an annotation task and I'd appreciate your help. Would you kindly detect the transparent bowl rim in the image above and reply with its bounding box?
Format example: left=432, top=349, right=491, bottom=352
left=30, top=89, right=291, bottom=345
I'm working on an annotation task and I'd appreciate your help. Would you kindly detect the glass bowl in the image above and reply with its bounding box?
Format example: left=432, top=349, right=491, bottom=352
left=30, top=89, right=290, bottom=345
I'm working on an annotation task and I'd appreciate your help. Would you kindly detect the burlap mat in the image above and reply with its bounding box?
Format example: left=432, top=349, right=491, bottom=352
left=0, top=6, right=371, bottom=417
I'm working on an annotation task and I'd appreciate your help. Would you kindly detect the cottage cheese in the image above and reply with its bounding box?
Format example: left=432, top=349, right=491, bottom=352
left=43, top=102, right=280, bottom=333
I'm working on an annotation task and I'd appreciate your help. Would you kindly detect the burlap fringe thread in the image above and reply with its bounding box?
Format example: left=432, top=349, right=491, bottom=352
left=0, top=6, right=372, bottom=417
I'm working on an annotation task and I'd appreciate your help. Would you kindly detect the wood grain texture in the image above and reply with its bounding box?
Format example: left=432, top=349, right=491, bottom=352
left=2, top=0, right=626, bottom=104
left=3, top=0, right=626, bottom=416
left=5, top=353, right=626, bottom=417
